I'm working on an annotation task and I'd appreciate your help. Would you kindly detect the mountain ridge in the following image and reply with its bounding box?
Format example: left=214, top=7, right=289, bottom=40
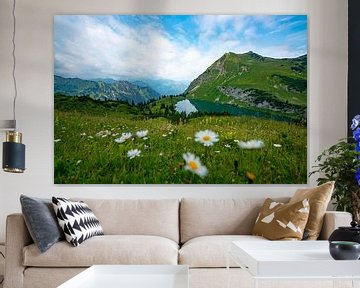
left=54, top=75, right=161, bottom=105
left=184, top=51, right=307, bottom=116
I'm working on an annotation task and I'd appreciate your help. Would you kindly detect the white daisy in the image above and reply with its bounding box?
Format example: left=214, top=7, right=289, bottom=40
left=174, top=99, right=198, bottom=116
left=183, top=152, right=208, bottom=178
left=96, top=130, right=111, bottom=137
left=224, top=144, right=231, bottom=148
left=127, top=149, right=141, bottom=159
left=238, top=140, right=265, bottom=149
left=136, top=130, right=148, bottom=138
left=121, top=132, right=132, bottom=140
left=273, top=144, right=282, bottom=148
left=114, top=132, right=132, bottom=144
left=195, top=130, right=219, bottom=147
left=114, top=137, right=126, bottom=144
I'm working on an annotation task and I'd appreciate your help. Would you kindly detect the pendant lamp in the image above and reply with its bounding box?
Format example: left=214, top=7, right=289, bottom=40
left=1, top=0, right=26, bottom=173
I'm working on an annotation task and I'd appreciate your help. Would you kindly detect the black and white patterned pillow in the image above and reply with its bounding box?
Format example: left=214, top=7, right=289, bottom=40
left=52, top=197, right=104, bottom=247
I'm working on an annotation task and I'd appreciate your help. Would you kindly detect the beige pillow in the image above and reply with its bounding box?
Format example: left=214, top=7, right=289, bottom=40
left=289, top=181, right=334, bottom=240
left=252, top=198, right=310, bottom=240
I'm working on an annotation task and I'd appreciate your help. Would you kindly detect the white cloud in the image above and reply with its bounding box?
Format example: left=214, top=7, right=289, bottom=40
left=54, top=15, right=307, bottom=82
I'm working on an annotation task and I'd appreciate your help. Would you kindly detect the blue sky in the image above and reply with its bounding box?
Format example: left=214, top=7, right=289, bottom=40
left=54, top=15, right=307, bottom=82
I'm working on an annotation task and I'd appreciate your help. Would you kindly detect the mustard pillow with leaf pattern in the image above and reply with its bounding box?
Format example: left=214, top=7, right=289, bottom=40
left=252, top=198, right=310, bottom=240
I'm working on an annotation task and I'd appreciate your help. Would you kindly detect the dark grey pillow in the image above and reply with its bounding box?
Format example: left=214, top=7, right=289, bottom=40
left=20, top=195, right=64, bottom=253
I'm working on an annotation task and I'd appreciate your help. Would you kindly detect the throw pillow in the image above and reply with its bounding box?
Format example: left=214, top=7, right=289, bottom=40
left=289, top=181, right=334, bottom=240
left=20, top=195, right=64, bottom=253
left=52, top=197, right=104, bottom=247
left=252, top=198, right=310, bottom=240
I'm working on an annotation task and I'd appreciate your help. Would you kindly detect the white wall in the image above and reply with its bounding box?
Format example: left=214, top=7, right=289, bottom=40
left=0, top=0, right=348, bottom=242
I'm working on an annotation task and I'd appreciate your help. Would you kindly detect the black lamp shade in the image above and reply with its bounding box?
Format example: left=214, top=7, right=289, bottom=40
left=3, top=141, right=25, bottom=173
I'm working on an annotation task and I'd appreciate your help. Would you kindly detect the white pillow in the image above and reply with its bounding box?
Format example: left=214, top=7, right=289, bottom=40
left=52, top=197, right=103, bottom=247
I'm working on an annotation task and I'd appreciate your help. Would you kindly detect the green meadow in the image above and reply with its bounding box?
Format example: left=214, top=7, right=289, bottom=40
left=54, top=95, right=307, bottom=184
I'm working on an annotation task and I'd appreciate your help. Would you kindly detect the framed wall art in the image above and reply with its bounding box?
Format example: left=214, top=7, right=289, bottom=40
left=54, top=15, right=307, bottom=184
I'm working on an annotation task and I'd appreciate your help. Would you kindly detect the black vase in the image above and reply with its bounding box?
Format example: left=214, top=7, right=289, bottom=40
left=329, top=241, right=360, bottom=260
left=328, top=221, right=360, bottom=244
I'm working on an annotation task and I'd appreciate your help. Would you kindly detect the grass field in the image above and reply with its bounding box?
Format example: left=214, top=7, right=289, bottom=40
left=54, top=95, right=307, bottom=184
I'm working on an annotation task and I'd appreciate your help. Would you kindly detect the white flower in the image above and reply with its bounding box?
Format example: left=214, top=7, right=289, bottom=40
left=121, top=132, right=132, bottom=140
left=88, top=136, right=93, bottom=139
left=136, top=130, right=148, bottom=138
left=54, top=139, right=61, bottom=143
left=238, top=140, right=265, bottom=149
left=195, top=130, right=219, bottom=147
left=114, top=137, right=126, bottom=144
left=142, top=137, right=148, bottom=140
left=183, top=152, right=208, bottom=178
left=175, top=99, right=198, bottom=116
left=114, top=132, right=132, bottom=144
left=96, top=130, right=111, bottom=137
left=159, top=152, right=164, bottom=156
left=224, top=144, right=231, bottom=148
left=162, top=134, right=167, bottom=137
left=273, top=144, right=282, bottom=148
left=80, top=133, right=86, bottom=136
left=127, top=149, right=141, bottom=159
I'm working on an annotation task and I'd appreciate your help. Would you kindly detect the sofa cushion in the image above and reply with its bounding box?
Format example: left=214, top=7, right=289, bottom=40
left=72, top=199, right=179, bottom=243
left=20, top=195, right=64, bottom=253
left=290, top=181, right=334, bottom=240
left=179, top=235, right=267, bottom=268
left=252, top=198, right=310, bottom=240
left=52, top=197, right=104, bottom=247
left=180, top=198, right=289, bottom=243
left=23, top=235, right=179, bottom=267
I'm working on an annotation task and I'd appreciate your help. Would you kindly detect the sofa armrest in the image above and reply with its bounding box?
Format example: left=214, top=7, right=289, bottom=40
left=318, top=211, right=352, bottom=240
left=4, top=214, right=33, bottom=288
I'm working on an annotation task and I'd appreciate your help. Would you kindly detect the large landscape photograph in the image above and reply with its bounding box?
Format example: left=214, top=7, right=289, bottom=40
left=54, top=15, right=307, bottom=184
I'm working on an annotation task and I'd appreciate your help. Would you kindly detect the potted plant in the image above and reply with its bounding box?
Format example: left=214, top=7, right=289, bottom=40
left=310, top=115, right=360, bottom=222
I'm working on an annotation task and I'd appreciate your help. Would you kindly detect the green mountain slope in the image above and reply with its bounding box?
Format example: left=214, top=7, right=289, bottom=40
left=185, top=51, right=307, bottom=116
left=54, top=75, right=161, bottom=105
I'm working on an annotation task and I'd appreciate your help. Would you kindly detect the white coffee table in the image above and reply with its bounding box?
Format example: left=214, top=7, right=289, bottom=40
left=228, top=241, right=360, bottom=288
left=57, top=265, right=189, bottom=288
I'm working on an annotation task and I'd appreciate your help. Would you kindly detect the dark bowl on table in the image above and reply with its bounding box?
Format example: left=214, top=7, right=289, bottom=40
left=329, top=241, right=360, bottom=260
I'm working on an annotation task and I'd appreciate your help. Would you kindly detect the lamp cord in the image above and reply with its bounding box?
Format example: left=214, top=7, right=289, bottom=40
left=0, top=251, right=3, bottom=284
left=11, top=0, right=17, bottom=128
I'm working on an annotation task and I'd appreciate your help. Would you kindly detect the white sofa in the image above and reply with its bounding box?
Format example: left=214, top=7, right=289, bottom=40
left=4, top=198, right=352, bottom=288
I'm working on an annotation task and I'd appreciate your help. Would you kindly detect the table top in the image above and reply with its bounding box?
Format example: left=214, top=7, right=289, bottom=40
left=58, top=265, right=189, bottom=288
left=231, top=240, right=360, bottom=278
